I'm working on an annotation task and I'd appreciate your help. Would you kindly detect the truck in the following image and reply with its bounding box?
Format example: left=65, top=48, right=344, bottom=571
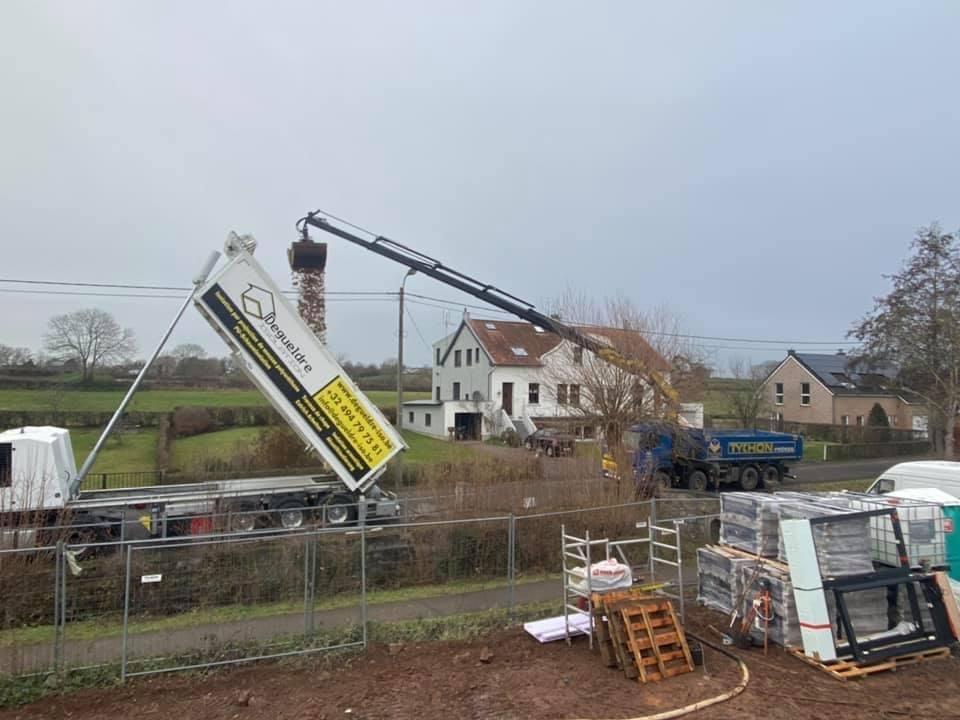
left=0, top=234, right=406, bottom=547
left=625, top=423, right=804, bottom=492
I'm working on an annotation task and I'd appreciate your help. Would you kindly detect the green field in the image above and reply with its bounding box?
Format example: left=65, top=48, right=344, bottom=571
left=0, top=388, right=428, bottom=413
left=70, top=428, right=159, bottom=474
left=399, top=429, right=478, bottom=465
left=169, top=426, right=263, bottom=471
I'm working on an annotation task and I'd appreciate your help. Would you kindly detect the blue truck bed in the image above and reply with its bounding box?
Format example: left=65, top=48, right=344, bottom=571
left=699, top=429, right=803, bottom=463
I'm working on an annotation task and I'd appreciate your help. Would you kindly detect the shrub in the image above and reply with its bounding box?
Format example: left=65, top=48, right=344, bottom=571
left=171, top=407, right=216, bottom=437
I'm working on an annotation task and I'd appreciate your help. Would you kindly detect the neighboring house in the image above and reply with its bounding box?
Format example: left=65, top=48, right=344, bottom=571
left=402, top=313, right=669, bottom=441
left=761, top=351, right=927, bottom=433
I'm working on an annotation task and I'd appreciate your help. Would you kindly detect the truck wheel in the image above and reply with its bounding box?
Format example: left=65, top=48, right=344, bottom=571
left=688, top=470, right=709, bottom=493
left=653, top=470, right=672, bottom=494
left=761, top=465, right=782, bottom=488
left=277, top=501, right=308, bottom=530
left=325, top=496, right=358, bottom=526
left=739, top=466, right=760, bottom=491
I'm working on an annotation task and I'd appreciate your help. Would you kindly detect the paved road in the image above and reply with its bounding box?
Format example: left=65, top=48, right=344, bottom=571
left=787, top=456, right=931, bottom=486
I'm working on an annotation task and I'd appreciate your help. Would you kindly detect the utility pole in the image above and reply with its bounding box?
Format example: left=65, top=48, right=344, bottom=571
left=396, top=269, right=417, bottom=490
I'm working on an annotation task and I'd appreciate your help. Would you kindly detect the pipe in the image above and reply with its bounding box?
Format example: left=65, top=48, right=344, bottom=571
left=570, top=632, right=750, bottom=720
left=72, top=251, right=220, bottom=496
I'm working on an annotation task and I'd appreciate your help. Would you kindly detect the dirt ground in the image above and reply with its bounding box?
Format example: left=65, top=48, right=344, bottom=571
left=3, top=606, right=959, bottom=720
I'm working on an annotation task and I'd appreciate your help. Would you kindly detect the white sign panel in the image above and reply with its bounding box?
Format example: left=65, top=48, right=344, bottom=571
left=194, top=249, right=405, bottom=492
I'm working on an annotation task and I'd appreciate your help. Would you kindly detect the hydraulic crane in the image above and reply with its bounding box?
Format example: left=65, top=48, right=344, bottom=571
left=290, top=209, right=680, bottom=417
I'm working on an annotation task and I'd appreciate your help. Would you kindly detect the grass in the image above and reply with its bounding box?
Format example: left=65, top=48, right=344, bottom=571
left=169, top=426, right=263, bottom=471
left=789, top=477, right=874, bottom=493
left=398, top=429, right=479, bottom=465
left=0, top=388, right=429, bottom=413
left=802, top=440, right=840, bottom=463
left=0, top=573, right=556, bottom=649
left=70, top=428, right=158, bottom=474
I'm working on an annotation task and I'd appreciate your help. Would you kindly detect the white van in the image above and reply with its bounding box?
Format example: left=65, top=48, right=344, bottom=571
left=866, top=460, right=960, bottom=499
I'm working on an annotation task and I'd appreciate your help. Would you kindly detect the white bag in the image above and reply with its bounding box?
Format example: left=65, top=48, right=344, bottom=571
left=570, top=559, right=633, bottom=592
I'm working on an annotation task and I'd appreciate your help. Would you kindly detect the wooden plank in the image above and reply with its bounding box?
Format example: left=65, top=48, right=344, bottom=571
left=934, top=571, right=960, bottom=641
left=640, top=607, right=669, bottom=681
left=620, top=607, right=651, bottom=683
left=606, top=608, right=638, bottom=678
left=665, top=601, right=695, bottom=673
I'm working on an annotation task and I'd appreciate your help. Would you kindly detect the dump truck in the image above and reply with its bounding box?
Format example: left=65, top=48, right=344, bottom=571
left=0, top=235, right=406, bottom=547
left=626, top=424, right=804, bottom=492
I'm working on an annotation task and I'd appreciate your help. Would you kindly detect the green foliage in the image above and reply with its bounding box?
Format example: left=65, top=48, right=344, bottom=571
left=867, top=402, right=890, bottom=427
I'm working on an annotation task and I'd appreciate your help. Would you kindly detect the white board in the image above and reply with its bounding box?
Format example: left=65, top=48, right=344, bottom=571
left=194, top=249, right=406, bottom=492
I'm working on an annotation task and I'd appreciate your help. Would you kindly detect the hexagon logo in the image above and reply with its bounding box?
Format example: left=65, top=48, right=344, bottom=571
left=240, top=283, right=275, bottom=320
left=707, top=438, right=722, bottom=455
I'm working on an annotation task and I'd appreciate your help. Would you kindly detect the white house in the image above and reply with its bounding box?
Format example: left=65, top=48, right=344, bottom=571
left=402, top=313, right=670, bottom=441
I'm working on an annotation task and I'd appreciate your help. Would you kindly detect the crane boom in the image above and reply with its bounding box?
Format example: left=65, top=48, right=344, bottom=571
left=296, top=211, right=679, bottom=411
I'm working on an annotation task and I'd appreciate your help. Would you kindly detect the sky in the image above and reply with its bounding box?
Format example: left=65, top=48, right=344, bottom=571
left=2, top=1, right=959, bottom=374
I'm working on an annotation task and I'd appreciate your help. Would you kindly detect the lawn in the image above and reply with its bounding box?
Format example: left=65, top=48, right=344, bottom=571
left=169, top=426, right=264, bottom=472
left=802, top=440, right=840, bottom=462
left=399, top=429, right=479, bottom=465
left=0, top=388, right=428, bottom=414
left=70, top=428, right=159, bottom=474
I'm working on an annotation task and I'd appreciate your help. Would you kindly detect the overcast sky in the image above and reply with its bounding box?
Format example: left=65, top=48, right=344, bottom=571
left=2, top=1, right=958, bottom=373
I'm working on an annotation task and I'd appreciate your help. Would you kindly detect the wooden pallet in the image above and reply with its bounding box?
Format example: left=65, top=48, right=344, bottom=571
left=708, top=544, right=788, bottom=572
left=790, top=646, right=950, bottom=681
left=591, top=589, right=656, bottom=674
left=620, top=600, right=694, bottom=683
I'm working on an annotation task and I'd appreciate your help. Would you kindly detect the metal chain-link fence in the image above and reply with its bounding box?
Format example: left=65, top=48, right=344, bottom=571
left=0, top=496, right=719, bottom=685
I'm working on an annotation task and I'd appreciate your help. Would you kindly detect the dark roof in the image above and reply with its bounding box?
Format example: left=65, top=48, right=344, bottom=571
left=789, top=352, right=920, bottom=401
left=440, top=316, right=669, bottom=370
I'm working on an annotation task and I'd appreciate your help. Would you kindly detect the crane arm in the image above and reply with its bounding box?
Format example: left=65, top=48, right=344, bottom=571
left=297, top=211, right=679, bottom=411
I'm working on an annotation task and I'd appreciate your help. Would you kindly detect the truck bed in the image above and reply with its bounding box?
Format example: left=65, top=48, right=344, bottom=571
left=71, top=473, right=347, bottom=509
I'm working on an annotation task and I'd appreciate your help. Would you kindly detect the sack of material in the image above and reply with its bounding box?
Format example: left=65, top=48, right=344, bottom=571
left=569, top=559, right=633, bottom=593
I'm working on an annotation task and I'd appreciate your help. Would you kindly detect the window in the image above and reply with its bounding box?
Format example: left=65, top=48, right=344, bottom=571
left=476, top=347, right=481, bottom=362
left=453, top=382, right=461, bottom=400
left=892, top=416, right=898, bottom=426
left=435, top=385, right=441, bottom=401
left=569, top=384, right=580, bottom=407
left=528, top=383, right=540, bottom=404
left=800, top=382, right=811, bottom=406
left=408, top=411, right=415, bottom=424
left=425, top=413, right=432, bottom=427
left=573, top=347, right=583, bottom=365
left=454, top=350, right=462, bottom=367
left=841, top=415, right=849, bottom=426
left=485, top=322, right=496, bottom=330
left=873, top=477, right=895, bottom=494
left=857, top=415, right=865, bottom=427
left=511, top=346, right=528, bottom=357
left=774, top=382, right=784, bottom=405
left=0, top=444, right=11, bottom=489
left=466, top=349, right=472, bottom=366
left=534, top=326, right=545, bottom=333
left=435, top=348, right=441, bottom=366
left=557, top=384, right=568, bottom=405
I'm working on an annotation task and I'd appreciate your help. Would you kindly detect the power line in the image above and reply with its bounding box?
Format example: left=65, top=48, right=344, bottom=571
left=404, top=306, right=432, bottom=352
left=0, top=276, right=859, bottom=348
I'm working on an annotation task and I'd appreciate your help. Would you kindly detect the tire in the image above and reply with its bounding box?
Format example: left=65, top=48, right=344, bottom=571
left=739, top=466, right=760, bottom=491
left=231, top=510, right=259, bottom=533
left=761, top=465, right=782, bottom=489
left=324, top=496, right=358, bottom=526
left=277, top=501, right=308, bottom=530
left=653, top=470, right=672, bottom=494
left=687, top=470, right=709, bottom=493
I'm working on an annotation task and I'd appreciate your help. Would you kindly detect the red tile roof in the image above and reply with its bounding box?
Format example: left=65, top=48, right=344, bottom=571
left=451, top=317, right=669, bottom=371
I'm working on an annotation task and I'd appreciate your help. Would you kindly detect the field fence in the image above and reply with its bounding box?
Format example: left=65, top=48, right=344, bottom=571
left=0, top=496, right=719, bottom=686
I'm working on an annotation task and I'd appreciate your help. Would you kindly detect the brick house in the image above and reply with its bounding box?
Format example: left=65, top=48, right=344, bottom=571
left=761, top=351, right=927, bottom=433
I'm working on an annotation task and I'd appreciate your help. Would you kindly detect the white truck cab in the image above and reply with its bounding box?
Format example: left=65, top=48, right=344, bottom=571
left=866, top=460, right=960, bottom=499
left=0, top=426, right=74, bottom=512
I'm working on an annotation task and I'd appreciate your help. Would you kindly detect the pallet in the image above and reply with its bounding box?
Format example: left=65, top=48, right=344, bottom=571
left=790, top=646, right=950, bottom=681
left=591, top=589, right=656, bottom=673
left=708, top=544, right=788, bottom=573
left=620, top=599, right=694, bottom=683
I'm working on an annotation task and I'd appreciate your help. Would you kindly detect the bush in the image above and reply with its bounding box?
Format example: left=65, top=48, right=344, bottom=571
left=171, top=407, right=216, bottom=437
left=501, top=429, right=521, bottom=448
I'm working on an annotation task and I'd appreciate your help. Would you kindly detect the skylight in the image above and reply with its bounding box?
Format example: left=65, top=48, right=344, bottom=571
left=512, top=347, right=528, bottom=357
left=533, top=326, right=545, bottom=333
left=485, top=322, right=497, bottom=330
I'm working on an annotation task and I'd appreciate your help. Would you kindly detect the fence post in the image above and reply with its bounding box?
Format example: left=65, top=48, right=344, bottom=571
left=58, top=542, right=67, bottom=679
left=507, top=514, right=516, bottom=618
left=823, top=443, right=828, bottom=462
left=359, top=498, right=368, bottom=649
left=649, top=497, right=657, bottom=583
left=101, top=473, right=107, bottom=490
left=304, top=533, right=317, bottom=639
left=120, top=543, right=132, bottom=683
left=53, top=541, right=63, bottom=676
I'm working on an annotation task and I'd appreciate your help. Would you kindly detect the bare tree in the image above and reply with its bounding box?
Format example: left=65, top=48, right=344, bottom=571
left=0, top=345, right=32, bottom=366
left=720, top=357, right=772, bottom=429
left=543, top=291, right=703, bottom=446
left=170, top=343, right=207, bottom=360
left=43, top=308, right=136, bottom=383
left=850, top=224, right=960, bottom=457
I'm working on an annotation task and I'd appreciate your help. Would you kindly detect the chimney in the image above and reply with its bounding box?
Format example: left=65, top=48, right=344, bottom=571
left=787, top=349, right=796, bottom=357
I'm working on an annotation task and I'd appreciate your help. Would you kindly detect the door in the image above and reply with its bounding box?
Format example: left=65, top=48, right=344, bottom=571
left=502, top=382, right=514, bottom=417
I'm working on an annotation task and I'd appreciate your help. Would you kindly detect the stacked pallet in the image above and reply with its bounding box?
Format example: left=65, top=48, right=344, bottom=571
left=719, top=493, right=782, bottom=557
left=696, top=545, right=755, bottom=614
left=591, top=589, right=694, bottom=684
